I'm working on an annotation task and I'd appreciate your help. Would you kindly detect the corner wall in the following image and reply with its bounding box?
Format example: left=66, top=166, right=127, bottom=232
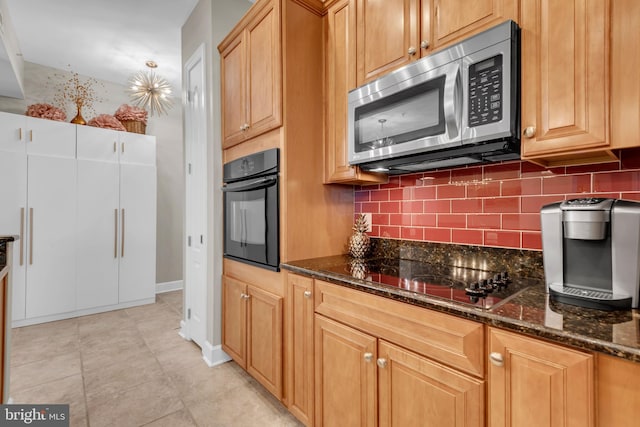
left=181, top=0, right=250, bottom=350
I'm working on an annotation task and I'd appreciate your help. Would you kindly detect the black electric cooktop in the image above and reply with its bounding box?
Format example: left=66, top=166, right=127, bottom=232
left=319, top=258, right=532, bottom=310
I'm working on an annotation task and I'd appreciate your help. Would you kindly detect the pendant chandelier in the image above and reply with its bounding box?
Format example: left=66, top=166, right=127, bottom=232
left=128, top=61, right=173, bottom=116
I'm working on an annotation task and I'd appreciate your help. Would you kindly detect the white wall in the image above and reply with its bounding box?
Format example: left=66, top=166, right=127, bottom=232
left=0, top=61, right=184, bottom=284
left=181, top=0, right=250, bottom=349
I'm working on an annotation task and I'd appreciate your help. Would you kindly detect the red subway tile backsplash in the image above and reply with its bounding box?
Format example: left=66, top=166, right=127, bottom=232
left=356, top=158, right=640, bottom=251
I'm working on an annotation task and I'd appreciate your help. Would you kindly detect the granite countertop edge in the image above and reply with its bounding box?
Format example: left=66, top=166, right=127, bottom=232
left=282, top=262, right=640, bottom=363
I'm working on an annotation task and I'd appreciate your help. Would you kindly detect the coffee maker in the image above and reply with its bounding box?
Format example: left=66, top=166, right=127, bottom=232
left=540, top=198, right=640, bottom=310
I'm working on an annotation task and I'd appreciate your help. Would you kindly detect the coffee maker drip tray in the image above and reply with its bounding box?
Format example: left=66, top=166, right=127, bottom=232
left=548, top=283, right=632, bottom=311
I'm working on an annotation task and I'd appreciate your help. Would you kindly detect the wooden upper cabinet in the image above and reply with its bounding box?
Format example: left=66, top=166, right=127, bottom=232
left=430, top=0, right=518, bottom=49
left=488, top=327, right=594, bottom=427
left=520, top=0, right=611, bottom=165
left=356, top=0, right=420, bottom=85
left=219, top=0, right=282, bottom=149
left=324, top=0, right=387, bottom=185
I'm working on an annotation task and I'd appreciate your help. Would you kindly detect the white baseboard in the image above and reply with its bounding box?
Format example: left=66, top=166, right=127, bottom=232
left=202, top=342, right=231, bottom=367
left=179, top=319, right=190, bottom=340
left=156, top=280, right=183, bottom=294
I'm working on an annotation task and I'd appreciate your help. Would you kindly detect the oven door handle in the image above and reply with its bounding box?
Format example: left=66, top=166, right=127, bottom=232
left=222, top=177, right=277, bottom=193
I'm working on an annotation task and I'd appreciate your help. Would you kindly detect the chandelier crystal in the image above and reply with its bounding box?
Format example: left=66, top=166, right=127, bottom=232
left=127, top=70, right=173, bottom=116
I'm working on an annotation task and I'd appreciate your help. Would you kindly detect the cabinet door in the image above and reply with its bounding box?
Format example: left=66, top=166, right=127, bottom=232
left=220, top=34, right=247, bottom=148
left=118, top=164, right=156, bottom=303
left=488, top=327, right=594, bottom=427
left=324, top=0, right=387, bottom=185
left=25, top=117, right=76, bottom=158
left=314, top=315, right=377, bottom=427
left=520, top=0, right=609, bottom=162
left=245, top=0, right=282, bottom=140
left=0, top=112, right=26, bottom=153
left=356, top=0, right=419, bottom=85
left=286, top=274, right=314, bottom=425
left=222, top=276, right=247, bottom=368
left=120, top=132, right=156, bottom=166
left=77, top=126, right=119, bottom=162
left=378, top=340, right=484, bottom=427
left=25, top=155, right=77, bottom=318
left=76, top=159, right=119, bottom=310
left=247, top=285, right=283, bottom=399
left=431, top=0, right=518, bottom=49
left=0, top=152, right=27, bottom=321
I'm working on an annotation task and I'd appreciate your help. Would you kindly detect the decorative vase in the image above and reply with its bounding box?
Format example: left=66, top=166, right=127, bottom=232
left=348, top=214, right=371, bottom=259
left=70, top=103, right=86, bottom=125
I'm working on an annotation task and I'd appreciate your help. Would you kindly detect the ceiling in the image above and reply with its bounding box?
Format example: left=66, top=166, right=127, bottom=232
left=4, top=0, right=201, bottom=92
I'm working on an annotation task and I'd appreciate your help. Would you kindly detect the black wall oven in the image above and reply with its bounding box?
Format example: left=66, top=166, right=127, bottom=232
left=222, top=148, right=280, bottom=271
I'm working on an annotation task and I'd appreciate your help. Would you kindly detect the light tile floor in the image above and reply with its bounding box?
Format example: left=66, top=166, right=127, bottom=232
left=9, top=290, right=303, bottom=427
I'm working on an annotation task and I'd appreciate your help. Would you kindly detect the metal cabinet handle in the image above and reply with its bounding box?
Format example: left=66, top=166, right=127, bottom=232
left=408, top=46, right=417, bottom=55
left=240, top=293, right=251, bottom=299
left=303, top=290, right=312, bottom=299
left=364, top=352, right=373, bottom=363
left=29, top=130, right=33, bottom=142
left=377, top=358, right=388, bottom=368
left=19, top=207, right=24, bottom=266
left=121, top=143, right=125, bottom=153
left=121, top=208, right=125, bottom=257
left=19, top=128, right=23, bottom=141
left=489, top=352, right=504, bottom=367
left=29, top=207, right=33, bottom=265
left=523, top=126, right=536, bottom=138
left=113, top=141, right=117, bottom=153
left=420, top=40, right=429, bottom=49
left=114, top=209, right=118, bottom=258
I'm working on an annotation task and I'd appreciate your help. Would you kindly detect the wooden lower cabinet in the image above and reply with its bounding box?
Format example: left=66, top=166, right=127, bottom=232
left=222, top=275, right=283, bottom=399
left=487, top=327, right=594, bottom=427
left=314, top=315, right=377, bottom=427
left=286, top=273, right=315, bottom=425
left=314, top=313, right=484, bottom=427
left=596, top=353, right=640, bottom=427
left=378, top=340, right=484, bottom=427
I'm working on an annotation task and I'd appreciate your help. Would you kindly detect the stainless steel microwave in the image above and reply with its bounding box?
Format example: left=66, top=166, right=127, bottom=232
left=348, top=20, right=520, bottom=174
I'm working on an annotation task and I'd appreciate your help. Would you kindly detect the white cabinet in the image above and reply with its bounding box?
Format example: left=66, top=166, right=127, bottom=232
left=0, top=150, right=26, bottom=321
left=0, top=112, right=76, bottom=321
left=119, top=163, right=156, bottom=303
left=0, top=112, right=157, bottom=326
left=25, top=154, right=77, bottom=318
left=76, top=126, right=120, bottom=310
left=76, top=126, right=156, bottom=309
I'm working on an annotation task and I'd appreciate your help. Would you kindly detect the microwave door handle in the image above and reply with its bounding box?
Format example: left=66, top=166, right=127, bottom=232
left=443, top=64, right=461, bottom=139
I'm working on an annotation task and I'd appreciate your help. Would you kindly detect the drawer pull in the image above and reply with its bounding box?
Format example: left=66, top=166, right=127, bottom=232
left=303, top=290, right=312, bottom=299
left=489, top=352, right=504, bottom=367
left=240, top=293, right=251, bottom=300
left=363, top=352, right=373, bottom=363
left=377, top=358, right=387, bottom=368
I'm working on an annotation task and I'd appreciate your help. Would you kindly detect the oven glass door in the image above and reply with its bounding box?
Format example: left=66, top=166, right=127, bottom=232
left=223, top=176, right=279, bottom=271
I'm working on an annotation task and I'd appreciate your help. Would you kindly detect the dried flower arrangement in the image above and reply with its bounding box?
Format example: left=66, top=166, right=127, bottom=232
left=25, top=103, right=67, bottom=122
left=52, top=67, right=104, bottom=125
left=115, top=104, right=148, bottom=124
left=87, top=114, right=126, bottom=131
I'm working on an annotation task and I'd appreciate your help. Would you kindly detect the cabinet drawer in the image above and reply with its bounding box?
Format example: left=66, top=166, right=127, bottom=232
left=314, top=280, right=485, bottom=377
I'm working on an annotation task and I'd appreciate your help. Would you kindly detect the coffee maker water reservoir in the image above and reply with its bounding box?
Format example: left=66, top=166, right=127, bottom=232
left=540, top=198, right=640, bottom=310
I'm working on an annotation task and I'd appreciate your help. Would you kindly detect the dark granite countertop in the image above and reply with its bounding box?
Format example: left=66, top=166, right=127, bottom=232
left=0, top=235, right=17, bottom=269
left=282, top=252, right=640, bottom=363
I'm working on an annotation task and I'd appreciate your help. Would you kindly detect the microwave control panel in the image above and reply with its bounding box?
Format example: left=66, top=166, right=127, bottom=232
left=468, top=54, right=503, bottom=127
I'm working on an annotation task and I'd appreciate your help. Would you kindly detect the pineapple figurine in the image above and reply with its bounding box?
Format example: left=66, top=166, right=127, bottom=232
left=348, top=214, right=371, bottom=259
left=349, top=258, right=368, bottom=279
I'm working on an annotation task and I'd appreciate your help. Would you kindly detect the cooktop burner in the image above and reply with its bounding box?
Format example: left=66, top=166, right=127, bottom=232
left=320, top=258, right=530, bottom=309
